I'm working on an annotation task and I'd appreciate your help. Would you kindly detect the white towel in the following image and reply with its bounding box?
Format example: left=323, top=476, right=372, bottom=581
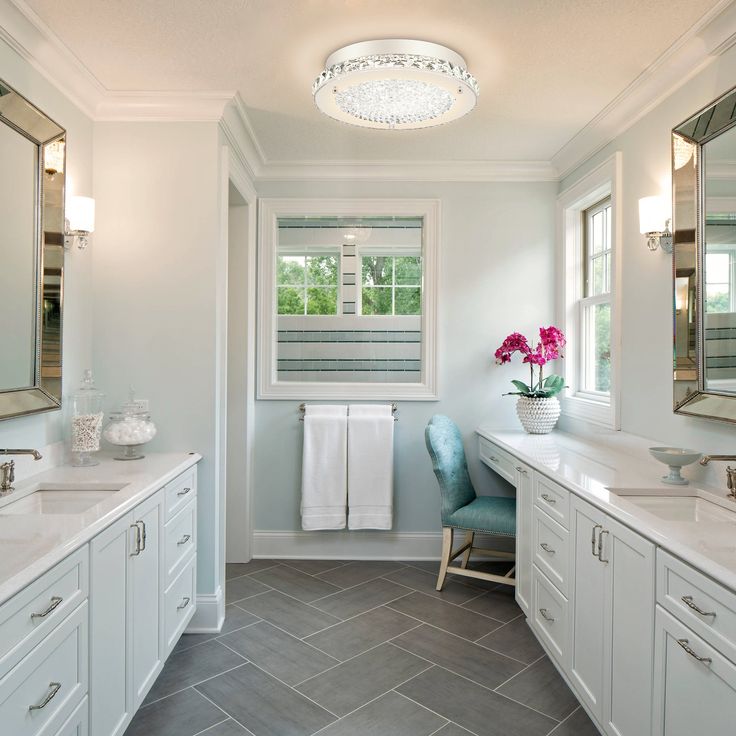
left=301, top=405, right=347, bottom=530
left=347, top=404, right=394, bottom=530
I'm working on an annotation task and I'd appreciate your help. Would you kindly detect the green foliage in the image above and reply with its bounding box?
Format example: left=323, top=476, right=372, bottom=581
left=361, top=255, right=422, bottom=315
left=706, top=292, right=730, bottom=313
left=505, top=374, right=566, bottom=398
left=276, top=254, right=338, bottom=315
left=594, top=303, right=611, bottom=392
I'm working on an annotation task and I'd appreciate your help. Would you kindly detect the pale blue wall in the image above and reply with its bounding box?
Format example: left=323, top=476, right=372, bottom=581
left=253, top=179, right=557, bottom=532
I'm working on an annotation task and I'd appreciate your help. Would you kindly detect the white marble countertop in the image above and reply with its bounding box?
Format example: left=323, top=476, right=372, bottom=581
left=0, top=452, right=201, bottom=606
left=476, top=426, right=736, bottom=593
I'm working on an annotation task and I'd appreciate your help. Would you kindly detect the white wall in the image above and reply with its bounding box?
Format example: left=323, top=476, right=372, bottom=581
left=560, top=41, right=736, bottom=488
left=92, top=122, right=224, bottom=594
left=0, top=36, right=93, bottom=457
left=252, top=179, right=557, bottom=537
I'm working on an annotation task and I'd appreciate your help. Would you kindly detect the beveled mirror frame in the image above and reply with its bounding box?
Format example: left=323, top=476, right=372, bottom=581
left=0, top=78, right=65, bottom=421
left=673, top=83, right=736, bottom=423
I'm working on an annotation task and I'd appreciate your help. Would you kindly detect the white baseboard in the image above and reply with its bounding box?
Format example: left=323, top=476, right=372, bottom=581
left=251, top=530, right=515, bottom=561
left=185, top=586, right=225, bottom=633
left=252, top=530, right=444, bottom=560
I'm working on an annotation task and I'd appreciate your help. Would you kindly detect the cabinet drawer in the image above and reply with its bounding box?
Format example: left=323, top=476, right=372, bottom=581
left=164, top=558, right=196, bottom=655
left=657, top=549, right=736, bottom=664
left=534, top=474, right=570, bottom=529
left=0, top=601, right=88, bottom=736
left=533, top=506, right=569, bottom=597
left=532, top=564, right=568, bottom=664
left=653, top=606, right=736, bottom=736
left=0, top=546, right=88, bottom=678
left=164, top=500, right=196, bottom=585
left=164, top=469, right=196, bottom=522
left=478, top=438, right=517, bottom=485
left=53, top=696, right=88, bottom=736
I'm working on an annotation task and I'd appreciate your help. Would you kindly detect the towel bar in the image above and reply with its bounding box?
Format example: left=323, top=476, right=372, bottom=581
left=298, top=403, right=398, bottom=421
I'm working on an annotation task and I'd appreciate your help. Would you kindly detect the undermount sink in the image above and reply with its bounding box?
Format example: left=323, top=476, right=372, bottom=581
left=609, top=488, right=736, bottom=523
left=0, top=487, right=121, bottom=515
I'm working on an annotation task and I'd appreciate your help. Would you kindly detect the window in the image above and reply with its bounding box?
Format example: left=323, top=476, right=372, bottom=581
left=276, top=252, right=339, bottom=315
left=581, top=198, right=612, bottom=394
left=558, top=152, right=621, bottom=428
left=360, top=254, right=422, bottom=315
left=258, top=198, right=439, bottom=400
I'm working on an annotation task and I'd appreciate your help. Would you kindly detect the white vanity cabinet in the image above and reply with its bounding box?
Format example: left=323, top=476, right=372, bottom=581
left=88, top=467, right=196, bottom=736
left=89, top=489, right=164, bottom=736
left=569, top=495, right=655, bottom=736
left=514, top=460, right=533, bottom=616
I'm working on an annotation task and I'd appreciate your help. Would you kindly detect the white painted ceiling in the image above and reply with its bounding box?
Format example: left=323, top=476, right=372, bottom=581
left=23, top=0, right=723, bottom=164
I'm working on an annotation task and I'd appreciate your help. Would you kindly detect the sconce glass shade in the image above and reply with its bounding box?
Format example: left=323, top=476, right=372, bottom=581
left=67, top=196, right=95, bottom=234
left=639, top=196, right=667, bottom=234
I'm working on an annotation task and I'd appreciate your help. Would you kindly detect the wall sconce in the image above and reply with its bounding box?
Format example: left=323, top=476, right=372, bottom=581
left=639, top=196, right=673, bottom=254
left=64, top=196, right=95, bottom=250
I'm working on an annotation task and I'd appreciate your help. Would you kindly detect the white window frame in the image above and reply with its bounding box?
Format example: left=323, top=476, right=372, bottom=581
left=258, top=198, right=439, bottom=400
left=557, top=152, right=622, bottom=429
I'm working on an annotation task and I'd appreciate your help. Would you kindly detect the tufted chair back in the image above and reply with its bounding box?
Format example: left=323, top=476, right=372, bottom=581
left=425, top=415, right=477, bottom=525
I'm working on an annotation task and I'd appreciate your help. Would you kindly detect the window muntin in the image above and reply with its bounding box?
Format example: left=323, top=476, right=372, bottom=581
left=361, top=254, right=422, bottom=315
left=276, top=253, right=339, bottom=315
left=580, top=198, right=612, bottom=395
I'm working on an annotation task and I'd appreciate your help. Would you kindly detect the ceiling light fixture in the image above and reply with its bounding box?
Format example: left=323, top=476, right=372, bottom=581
left=313, top=39, right=479, bottom=130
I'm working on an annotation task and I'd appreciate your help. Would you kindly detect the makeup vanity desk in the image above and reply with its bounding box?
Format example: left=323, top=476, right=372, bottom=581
left=477, top=426, right=736, bottom=736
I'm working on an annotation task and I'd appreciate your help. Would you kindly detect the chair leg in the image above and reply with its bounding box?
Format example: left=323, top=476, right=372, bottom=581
left=460, top=531, right=474, bottom=569
left=436, top=527, right=453, bottom=591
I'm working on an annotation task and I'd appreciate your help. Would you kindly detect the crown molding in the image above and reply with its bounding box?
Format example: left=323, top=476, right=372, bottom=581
left=255, top=159, right=558, bottom=182
left=96, top=90, right=235, bottom=122
left=0, top=0, right=104, bottom=117
left=2, top=0, right=237, bottom=122
left=552, top=0, right=736, bottom=180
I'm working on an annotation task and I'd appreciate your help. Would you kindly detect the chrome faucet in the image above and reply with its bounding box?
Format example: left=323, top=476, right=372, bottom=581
left=698, top=455, right=736, bottom=501
left=0, top=449, right=43, bottom=494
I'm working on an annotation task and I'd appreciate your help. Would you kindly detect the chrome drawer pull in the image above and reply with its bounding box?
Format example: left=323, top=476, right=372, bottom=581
left=541, top=493, right=556, bottom=505
left=539, top=608, right=555, bottom=622
left=489, top=456, right=499, bottom=462
left=515, top=466, right=528, bottom=476
left=597, top=529, right=609, bottom=564
left=177, top=487, right=192, bottom=497
left=676, top=638, right=712, bottom=665
left=539, top=542, right=556, bottom=555
left=177, top=534, right=191, bottom=546
left=591, top=524, right=602, bottom=556
left=130, top=523, right=142, bottom=556
left=681, top=595, right=716, bottom=618
left=177, top=596, right=191, bottom=611
left=29, top=682, right=61, bottom=711
left=30, top=596, right=62, bottom=620
left=136, top=520, right=147, bottom=552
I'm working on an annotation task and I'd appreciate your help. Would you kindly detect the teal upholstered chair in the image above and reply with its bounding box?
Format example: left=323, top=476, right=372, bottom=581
left=425, top=415, right=516, bottom=591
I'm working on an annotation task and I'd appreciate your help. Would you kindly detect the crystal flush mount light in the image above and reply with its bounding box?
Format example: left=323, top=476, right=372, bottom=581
left=312, top=39, right=479, bottom=130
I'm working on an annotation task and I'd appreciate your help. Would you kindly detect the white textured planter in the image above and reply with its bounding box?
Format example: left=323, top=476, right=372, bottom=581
left=516, top=396, right=560, bottom=434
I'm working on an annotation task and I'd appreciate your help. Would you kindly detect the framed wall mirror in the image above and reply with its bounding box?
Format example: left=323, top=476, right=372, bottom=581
left=0, top=78, right=65, bottom=420
left=257, top=199, right=439, bottom=400
left=673, top=83, right=736, bottom=423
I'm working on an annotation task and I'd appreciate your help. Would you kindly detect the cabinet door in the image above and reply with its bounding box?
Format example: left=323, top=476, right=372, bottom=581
left=569, top=495, right=606, bottom=721
left=129, top=490, right=164, bottom=708
left=653, top=606, right=736, bottom=736
left=90, top=513, right=132, bottom=736
left=602, top=514, right=654, bottom=736
left=514, top=463, right=533, bottom=616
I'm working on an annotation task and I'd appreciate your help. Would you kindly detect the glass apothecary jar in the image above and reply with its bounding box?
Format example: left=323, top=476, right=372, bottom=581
left=70, top=369, right=105, bottom=467
left=103, top=401, right=157, bottom=461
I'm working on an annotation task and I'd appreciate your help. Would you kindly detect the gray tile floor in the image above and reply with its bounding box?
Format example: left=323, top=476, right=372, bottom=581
left=124, top=560, right=600, bottom=736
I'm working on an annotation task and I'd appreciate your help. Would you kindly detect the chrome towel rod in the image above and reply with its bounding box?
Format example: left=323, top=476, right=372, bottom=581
left=298, top=403, right=398, bottom=421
